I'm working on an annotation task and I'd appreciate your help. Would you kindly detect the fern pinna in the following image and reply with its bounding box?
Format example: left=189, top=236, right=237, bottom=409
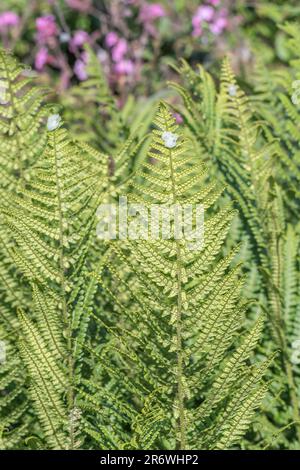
left=80, top=104, right=267, bottom=450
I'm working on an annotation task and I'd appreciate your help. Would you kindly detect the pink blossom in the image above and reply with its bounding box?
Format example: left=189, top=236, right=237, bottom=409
left=0, top=11, right=20, bottom=30
left=69, top=30, right=89, bottom=52
left=36, top=15, right=58, bottom=43
left=173, top=112, right=183, bottom=124
left=208, top=0, right=220, bottom=4
left=35, top=47, right=49, bottom=71
left=114, top=59, right=134, bottom=76
left=192, top=5, right=215, bottom=36
left=210, top=17, right=228, bottom=35
left=74, top=58, right=88, bottom=80
left=192, top=15, right=201, bottom=29
left=73, top=30, right=89, bottom=46
left=139, top=3, right=165, bottom=22
left=194, top=5, right=215, bottom=22
left=219, top=8, right=228, bottom=17
left=111, top=38, right=128, bottom=62
left=192, top=25, right=203, bottom=37
left=65, top=0, right=92, bottom=12
left=105, top=31, right=119, bottom=48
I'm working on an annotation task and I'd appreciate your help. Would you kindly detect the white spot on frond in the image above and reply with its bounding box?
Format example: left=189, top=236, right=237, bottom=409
left=228, top=84, right=237, bottom=97
left=47, top=114, right=61, bottom=131
left=0, top=81, right=8, bottom=105
left=162, top=131, right=178, bottom=149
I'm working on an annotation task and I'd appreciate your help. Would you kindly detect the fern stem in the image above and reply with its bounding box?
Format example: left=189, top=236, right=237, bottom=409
left=53, top=132, right=75, bottom=449
left=168, top=138, right=186, bottom=450
left=174, top=243, right=186, bottom=450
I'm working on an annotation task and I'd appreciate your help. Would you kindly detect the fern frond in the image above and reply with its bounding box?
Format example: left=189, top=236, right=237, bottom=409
left=81, top=103, right=267, bottom=450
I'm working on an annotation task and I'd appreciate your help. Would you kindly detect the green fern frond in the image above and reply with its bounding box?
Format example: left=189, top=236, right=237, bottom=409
left=1, top=114, right=107, bottom=448
left=81, top=103, right=267, bottom=450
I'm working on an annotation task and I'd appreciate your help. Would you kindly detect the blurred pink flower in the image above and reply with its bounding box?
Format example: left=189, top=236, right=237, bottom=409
left=74, top=58, right=88, bottom=80
left=192, top=15, right=200, bottom=29
left=139, top=3, right=165, bottom=22
left=194, top=5, right=215, bottom=22
left=105, top=31, right=119, bottom=48
left=0, top=11, right=20, bottom=30
left=174, top=112, right=183, bottom=124
left=192, top=5, right=215, bottom=36
left=208, top=0, right=220, bottom=5
left=72, top=30, right=89, bottom=47
left=69, top=30, right=90, bottom=52
left=114, top=59, right=135, bottom=76
left=210, top=17, right=228, bottom=35
left=111, top=38, right=128, bottom=62
left=66, top=0, right=92, bottom=12
left=35, top=47, right=49, bottom=71
left=192, top=25, right=203, bottom=37
left=219, top=8, right=229, bottom=18
left=36, top=15, right=58, bottom=43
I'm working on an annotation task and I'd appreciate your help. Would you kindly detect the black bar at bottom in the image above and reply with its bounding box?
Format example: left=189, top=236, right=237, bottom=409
left=0, top=450, right=299, bottom=465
